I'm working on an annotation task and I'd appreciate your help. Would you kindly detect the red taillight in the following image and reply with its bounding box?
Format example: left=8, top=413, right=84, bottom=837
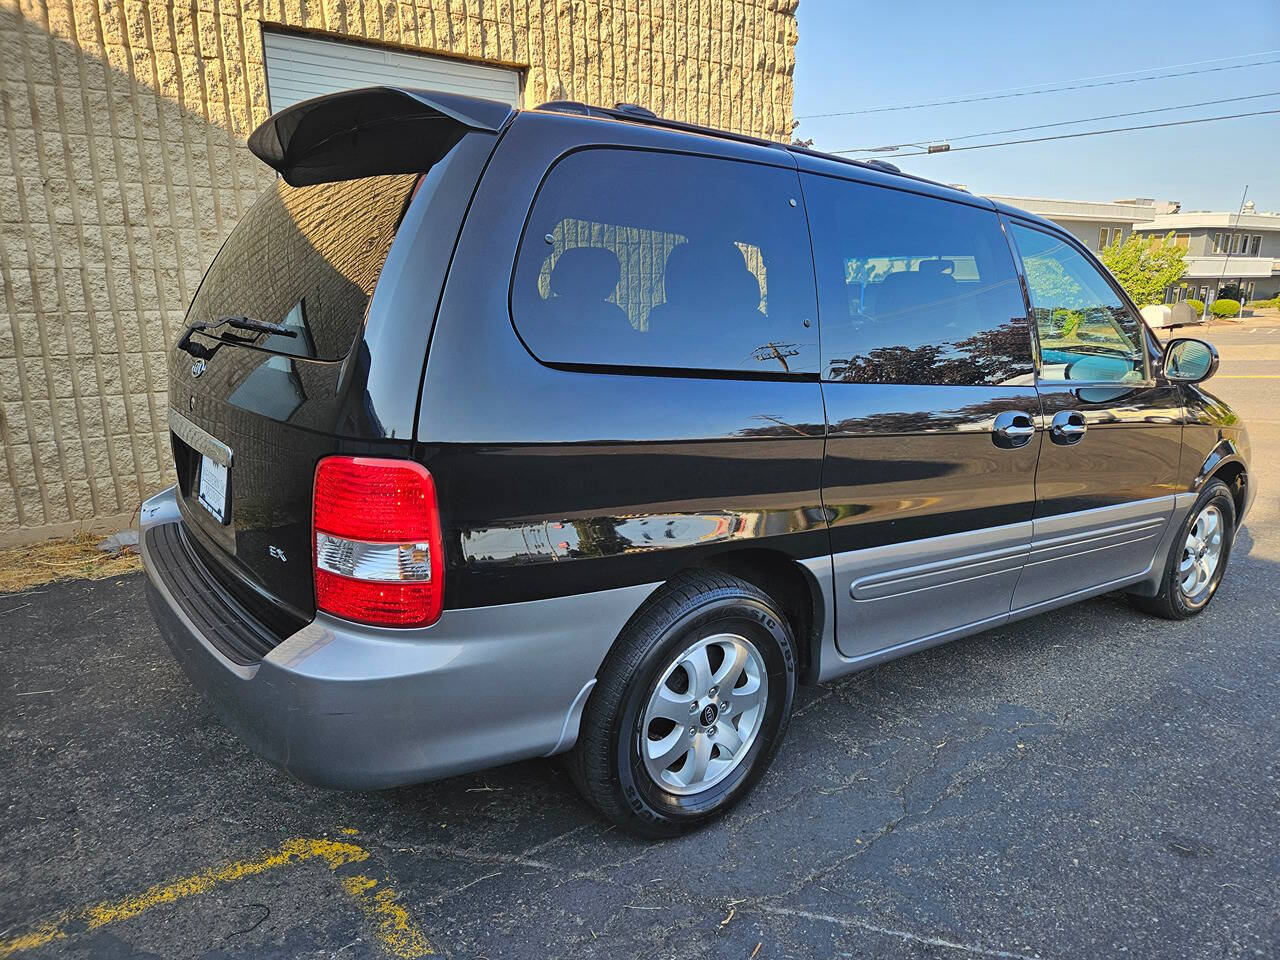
left=312, top=456, right=444, bottom=627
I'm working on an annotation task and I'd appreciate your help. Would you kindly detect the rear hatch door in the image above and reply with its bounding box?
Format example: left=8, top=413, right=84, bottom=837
left=167, top=87, right=508, bottom=634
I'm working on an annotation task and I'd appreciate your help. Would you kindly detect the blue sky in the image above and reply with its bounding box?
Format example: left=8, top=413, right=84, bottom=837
left=793, top=0, right=1280, bottom=211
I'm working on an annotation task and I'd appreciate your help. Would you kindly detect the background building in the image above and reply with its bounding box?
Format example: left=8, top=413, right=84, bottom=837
left=1130, top=201, right=1280, bottom=304
left=983, top=195, right=1169, bottom=252
left=0, top=0, right=800, bottom=543
left=988, top=194, right=1280, bottom=303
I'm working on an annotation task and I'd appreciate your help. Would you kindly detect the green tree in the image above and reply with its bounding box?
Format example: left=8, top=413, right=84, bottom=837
left=1100, top=231, right=1186, bottom=307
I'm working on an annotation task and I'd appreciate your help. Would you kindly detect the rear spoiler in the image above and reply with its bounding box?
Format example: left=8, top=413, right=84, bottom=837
left=248, top=86, right=515, bottom=186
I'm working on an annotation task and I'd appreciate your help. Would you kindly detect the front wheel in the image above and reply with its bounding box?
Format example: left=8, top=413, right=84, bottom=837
left=567, top=570, right=796, bottom=838
left=1131, top=479, right=1235, bottom=619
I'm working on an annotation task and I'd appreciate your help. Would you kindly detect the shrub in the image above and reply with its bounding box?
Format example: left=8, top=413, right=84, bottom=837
left=1210, top=298, right=1241, bottom=317
left=1249, top=295, right=1280, bottom=309
left=1187, top=299, right=1204, bottom=314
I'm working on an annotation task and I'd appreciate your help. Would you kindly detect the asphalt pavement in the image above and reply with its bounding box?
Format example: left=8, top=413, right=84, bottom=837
left=2, top=321, right=1277, bottom=960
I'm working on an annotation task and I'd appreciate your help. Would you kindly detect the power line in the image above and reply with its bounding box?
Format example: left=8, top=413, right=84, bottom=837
left=797, top=55, right=1280, bottom=119
left=832, top=50, right=1280, bottom=108
left=885, top=108, right=1280, bottom=157
left=833, top=92, right=1280, bottom=153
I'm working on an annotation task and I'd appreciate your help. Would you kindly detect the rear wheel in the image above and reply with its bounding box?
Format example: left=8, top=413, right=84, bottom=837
left=567, top=570, right=796, bottom=838
left=1131, top=479, right=1235, bottom=619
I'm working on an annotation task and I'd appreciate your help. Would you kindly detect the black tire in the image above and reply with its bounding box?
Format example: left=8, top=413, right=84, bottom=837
left=567, top=570, right=796, bottom=838
left=1131, top=479, right=1235, bottom=620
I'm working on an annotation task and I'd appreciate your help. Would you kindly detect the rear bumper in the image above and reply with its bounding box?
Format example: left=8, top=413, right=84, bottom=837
left=140, top=486, right=653, bottom=789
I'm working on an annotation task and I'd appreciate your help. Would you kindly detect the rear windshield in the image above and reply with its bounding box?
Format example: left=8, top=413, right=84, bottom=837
left=185, top=174, right=418, bottom=361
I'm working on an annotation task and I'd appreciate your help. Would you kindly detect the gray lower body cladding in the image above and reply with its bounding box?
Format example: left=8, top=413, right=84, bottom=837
left=809, top=494, right=1198, bottom=682
left=143, top=482, right=1206, bottom=784
left=141, top=486, right=657, bottom=789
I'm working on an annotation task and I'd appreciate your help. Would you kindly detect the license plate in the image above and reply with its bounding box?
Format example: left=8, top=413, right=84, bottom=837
left=198, top=455, right=229, bottom=524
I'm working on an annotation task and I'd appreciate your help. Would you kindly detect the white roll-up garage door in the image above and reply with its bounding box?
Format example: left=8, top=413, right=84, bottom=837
left=263, top=31, right=521, bottom=113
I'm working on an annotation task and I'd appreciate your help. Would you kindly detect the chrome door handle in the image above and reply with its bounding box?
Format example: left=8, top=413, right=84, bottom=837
left=992, top=411, right=1036, bottom=449
left=1050, top=410, right=1087, bottom=445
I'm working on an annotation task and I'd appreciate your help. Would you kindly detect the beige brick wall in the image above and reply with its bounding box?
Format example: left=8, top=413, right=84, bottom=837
left=0, top=0, right=798, bottom=544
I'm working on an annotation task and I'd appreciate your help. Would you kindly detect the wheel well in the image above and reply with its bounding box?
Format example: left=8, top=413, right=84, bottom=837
left=1209, top=461, right=1247, bottom=522
left=695, top=549, right=821, bottom=683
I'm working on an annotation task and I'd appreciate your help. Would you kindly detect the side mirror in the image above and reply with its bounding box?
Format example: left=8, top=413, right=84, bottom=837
left=1163, top=337, right=1219, bottom=383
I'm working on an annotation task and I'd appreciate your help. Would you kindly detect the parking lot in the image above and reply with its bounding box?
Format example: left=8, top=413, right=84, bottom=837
left=2, top=321, right=1277, bottom=960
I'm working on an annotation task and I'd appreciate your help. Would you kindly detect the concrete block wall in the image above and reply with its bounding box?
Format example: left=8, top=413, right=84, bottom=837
left=0, top=0, right=800, bottom=544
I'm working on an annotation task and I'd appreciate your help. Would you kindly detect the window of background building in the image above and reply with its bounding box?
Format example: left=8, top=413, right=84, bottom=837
left=1213, top=232, right=1225, bottom=253
left=1011, top=223, right=1146, bottom=384
left=805, top=177, right=1033, bottom=386
left=1175, top=233, right=1190, bottom=249
left=1249, top=235, right=1262, bottom=256
left=511, top=149, right=817, bottom=375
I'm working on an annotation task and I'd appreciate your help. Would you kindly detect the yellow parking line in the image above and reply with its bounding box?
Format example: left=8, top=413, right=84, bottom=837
left=341, top=875, right=434, bottom=958
left=0, top=835, right=432, bottom=959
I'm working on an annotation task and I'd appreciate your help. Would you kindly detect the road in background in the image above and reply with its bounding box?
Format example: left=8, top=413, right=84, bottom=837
left=1170, top=319, right=1279, bottom=563
left=2, top=325, right=1277, bottom=960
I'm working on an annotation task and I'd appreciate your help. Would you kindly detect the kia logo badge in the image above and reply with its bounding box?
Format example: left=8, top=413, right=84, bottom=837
left=191, top=358, right=206, bottom=378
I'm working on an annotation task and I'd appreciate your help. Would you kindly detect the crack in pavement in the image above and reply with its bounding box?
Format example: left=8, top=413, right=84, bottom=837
left=748, top=904, right=1043, bottom=960
left=379, top=720, right=1056, bottom=959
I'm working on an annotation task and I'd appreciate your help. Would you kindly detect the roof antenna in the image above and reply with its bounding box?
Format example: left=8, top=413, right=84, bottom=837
left=864, top=159, right=901, bottom=174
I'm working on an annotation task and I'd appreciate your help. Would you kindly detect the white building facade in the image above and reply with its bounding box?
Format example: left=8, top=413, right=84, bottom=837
left=1130, top=202, right=1280, bottom=304
left=985, top=195, right=1280, bottom=304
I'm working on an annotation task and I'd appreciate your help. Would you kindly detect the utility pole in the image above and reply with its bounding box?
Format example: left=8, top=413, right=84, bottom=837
left=1208, top=185, right=1249, bottom=324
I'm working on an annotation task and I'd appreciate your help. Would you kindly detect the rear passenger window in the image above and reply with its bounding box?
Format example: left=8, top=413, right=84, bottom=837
left=512, top=149, right=817, bottom=374
left=804, top=175, right=1033, bottom=386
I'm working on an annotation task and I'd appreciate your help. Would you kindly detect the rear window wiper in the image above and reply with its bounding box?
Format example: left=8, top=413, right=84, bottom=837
left=177, top=315, right=297, bottom=360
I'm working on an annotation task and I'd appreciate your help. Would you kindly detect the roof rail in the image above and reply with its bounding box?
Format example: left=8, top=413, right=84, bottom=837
left=536, top=99, right=600, bottom=117
left=534, top=99, right=786, bottom=151
left=532, top=99, right=963, bottom=196
left=787, top=143, right=961, bottom=193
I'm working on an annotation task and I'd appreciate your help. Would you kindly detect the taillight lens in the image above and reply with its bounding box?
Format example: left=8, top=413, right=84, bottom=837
left=313, top=456, right=444, bottom=627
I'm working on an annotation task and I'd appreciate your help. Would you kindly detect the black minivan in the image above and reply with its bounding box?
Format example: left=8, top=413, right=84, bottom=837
left=142, top=87, right=1253, bottom=837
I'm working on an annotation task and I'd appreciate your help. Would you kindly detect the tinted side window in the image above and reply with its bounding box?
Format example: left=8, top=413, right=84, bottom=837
left=512, top=149, right=817, bottom=374
left=1011, top=223, right=1147, bottom=383
left=804, top=175, right=1032, bottom=386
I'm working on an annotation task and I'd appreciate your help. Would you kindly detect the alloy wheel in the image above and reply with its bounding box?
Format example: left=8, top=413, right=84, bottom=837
left=1180, top=504, right=1225, bottom=603
left=639, top=633, right=768, bottom=795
